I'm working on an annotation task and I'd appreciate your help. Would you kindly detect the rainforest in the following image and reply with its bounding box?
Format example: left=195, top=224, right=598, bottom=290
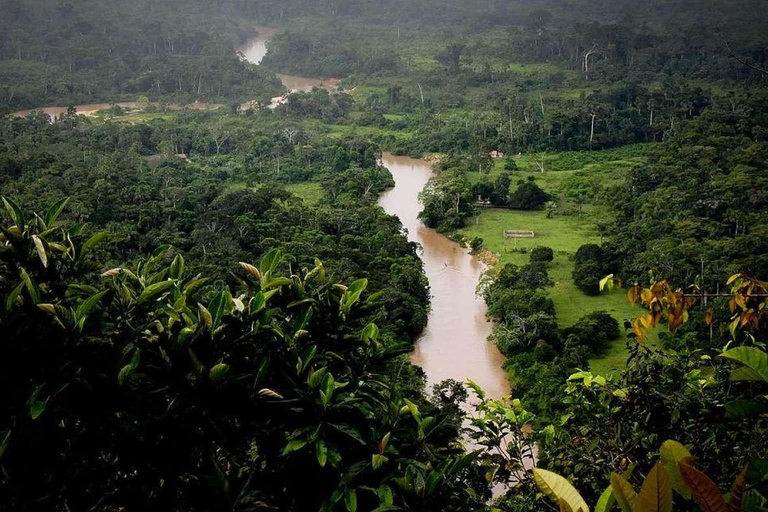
left=1, top=0, right=768, bottom=510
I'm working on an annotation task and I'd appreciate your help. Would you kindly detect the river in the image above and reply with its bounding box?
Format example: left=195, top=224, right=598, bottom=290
left=378, top=154, right=510, bottom=399
left=238, top=29, right=511, bottom=400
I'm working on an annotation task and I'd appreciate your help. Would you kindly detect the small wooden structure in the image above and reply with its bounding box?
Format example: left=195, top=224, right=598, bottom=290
left=504, top=230, right=535, bottom=239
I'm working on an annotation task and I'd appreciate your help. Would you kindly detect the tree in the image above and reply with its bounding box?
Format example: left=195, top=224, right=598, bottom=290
left=509, top=181, right=551, bottom=210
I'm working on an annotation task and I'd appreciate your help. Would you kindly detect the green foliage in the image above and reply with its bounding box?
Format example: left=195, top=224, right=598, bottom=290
left=0, top=200, right=486, bottom=510
left=529, top=246, right=554, bottom=264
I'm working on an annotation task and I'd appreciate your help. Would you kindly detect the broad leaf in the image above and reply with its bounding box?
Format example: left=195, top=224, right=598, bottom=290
left=611, top=473, right=638, bottom=512
left=44, top=197, right=69, bottom=227
left=32, top=235, right=47, bottom=268
left=679, top=462, right=728, bottom=512
left=660, top=440, right=693, bottom=499
left=136, top=281, right=174, bottom=304
left=637, top=462, right=673, bottom=512
left=80, top=231, right=108, bottom=258
left=2, top=196, right=25, bottom=230
left=209, top=363, right=230, bottom=384
left=720, top=347, right=768, bottom=384
left=729, top=465, right=748, bottom=512
left=533, top=468, right=590, bottom=512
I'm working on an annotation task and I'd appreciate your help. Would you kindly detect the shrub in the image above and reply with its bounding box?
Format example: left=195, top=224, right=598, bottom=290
left=572, top=260, right=604, bottom=295
left=564, top=311, right=620, bottom=355
left=508, top=181, right=551, bottom=210
left=530, top=246, right=554, bottom=263
left=574, top=243, right=604, bottom=264
left=520, top=262, right=553, bottom=289
left=470, top=237, right=484, bottom=253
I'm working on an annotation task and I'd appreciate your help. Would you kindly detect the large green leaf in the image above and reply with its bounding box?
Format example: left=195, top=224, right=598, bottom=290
left=80, top=231, right=108, bottom=258
left=2, top=196, right=25, bottom=230
left=611, top=473, right=638, bottom=512
left=724, top=398, right=768, bottom=419
left=637, top=462, right=673, bottom=512
left=720, top=347, right=768, bottom=384
left=136, top=280, right=174, bottom=304
left=679, top=462, right=728, bottom=512
left=532, top=468, right=589, bottom=512
left=31, top=235, right=48, bottom=268
left=260, top=248, right=282, bottom=275
left=75, top=289, right=109, bottom=329
left=660, top=440, right=693, bottom=499
left=44, top=197, right=69, bottom=227
left=207, top=291, right=228, bottom=330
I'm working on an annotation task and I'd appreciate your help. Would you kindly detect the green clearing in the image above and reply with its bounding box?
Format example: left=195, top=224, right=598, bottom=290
left=458, top=144, right=658, bottom=374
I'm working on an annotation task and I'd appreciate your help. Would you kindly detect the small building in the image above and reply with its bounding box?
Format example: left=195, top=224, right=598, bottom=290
left=489, top=150, right=506, bottom=159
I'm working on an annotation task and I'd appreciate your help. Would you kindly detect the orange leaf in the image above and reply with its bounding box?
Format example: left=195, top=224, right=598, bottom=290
left=679, top=462, right=728, bottom=512
left=728, top=464, right=748, bottom=512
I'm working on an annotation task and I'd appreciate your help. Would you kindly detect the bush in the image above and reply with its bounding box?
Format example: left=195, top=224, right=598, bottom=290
left=564, top=311, right=620, bottom=355
left=470, top=237, right=484, bottom=253
left=520, top=262, right=553, bottom=289
left=530, top=246, right=554, bottom=263
left=508, top=181, right=551, bottom=210
left=504, top=157, right=519, bottom=171
left=572, top=260, right=604, bottom=295
left=575, top=244, right=604, bottom=264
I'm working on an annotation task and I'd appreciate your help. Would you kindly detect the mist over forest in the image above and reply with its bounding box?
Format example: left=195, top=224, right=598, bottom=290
left=1, top=0, right=768, bottom=510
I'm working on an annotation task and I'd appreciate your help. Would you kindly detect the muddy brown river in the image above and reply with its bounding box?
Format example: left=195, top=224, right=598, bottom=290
left=378, top=153, right=510, bottom=399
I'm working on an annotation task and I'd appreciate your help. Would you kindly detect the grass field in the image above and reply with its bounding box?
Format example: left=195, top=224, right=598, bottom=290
left=458, top=144, right=658, bottom=374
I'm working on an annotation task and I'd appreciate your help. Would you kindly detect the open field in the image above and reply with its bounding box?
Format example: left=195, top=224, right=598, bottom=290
left=458, top=144, right=659, bottom=373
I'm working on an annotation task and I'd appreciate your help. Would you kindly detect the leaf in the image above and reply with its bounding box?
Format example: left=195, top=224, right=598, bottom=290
left=611, top=473, right=638, bottom=512
left=75, top=290, right=109, bottom=329
left=169, top=254, right=185, bottom=280
left=239, top=262, right=261, bottom=280
left=44, top=197, right=69, bottom=227
left=20, top=268, right=40, bottom=304
left=372, top=454, right=388, bottom=469
left=258, top=388, right=284, bottom=399
left=679, top=462, right=728, bottom=512
left=532, top=468, right=590, bottom=512
left=0, top=431, right=10, bottom=461
left=719, top=347, right=768, bottom=384
left=344, top=488, right=357, bottom=512
left=260, top=248, right=282, bottom=275
left=637, top=462, right=673, bottom=512
left=209, top=363, right=230, bottom=384
left=27, top=386, right=47, bottom=420
left=729, top=465, right=748, bottom=512
left=80, top=231, right=108, bottom=257
left=5, top=281, right=24, bottom=311
left=207, top=291, right=228, bottom=331
left=118, top=364, right=134, bottom=385
left=2, top=196, right=25, bottom=230
left=281, top=438, right=308, bottom=456
left=136, top=281, right=174, bottom=304
left=660, top=440, right=693, bottom=499
left=595, top=485, right=616, bottom=512
left=316, top=439, right=327, bottom=467
left=32, top=235, right=47, bottom=268
left=724, top=398, right=768, bottom=420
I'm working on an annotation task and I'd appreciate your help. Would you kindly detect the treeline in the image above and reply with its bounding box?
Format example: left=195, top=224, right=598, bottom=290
left=0, top=0, right=282, bottom=111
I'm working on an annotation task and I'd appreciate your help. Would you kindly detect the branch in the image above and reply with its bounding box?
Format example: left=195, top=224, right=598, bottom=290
left=720, top=34, right=768, bottom=75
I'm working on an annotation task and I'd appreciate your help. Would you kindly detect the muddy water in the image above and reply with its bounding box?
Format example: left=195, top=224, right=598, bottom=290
left=238, top=27, right=340, bottom=94
left=378, top=153, right=510, bottom=399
